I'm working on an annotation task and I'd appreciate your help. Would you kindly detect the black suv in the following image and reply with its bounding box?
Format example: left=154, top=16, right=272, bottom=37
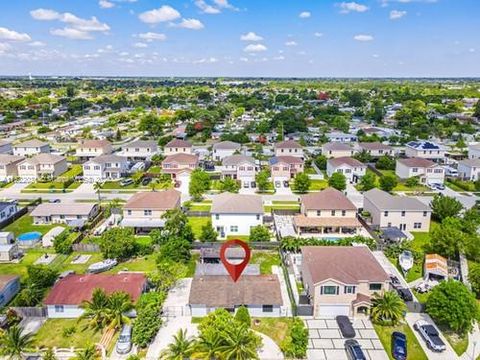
left=336, top=315, right=356, bottom=338
left=345, top=339, right=366, bottom=360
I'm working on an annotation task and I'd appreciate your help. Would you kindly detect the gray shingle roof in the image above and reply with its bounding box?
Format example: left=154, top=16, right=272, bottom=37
left=211, top=193, right=263, bottom=214
left=364, top=188, right=431, bottom=211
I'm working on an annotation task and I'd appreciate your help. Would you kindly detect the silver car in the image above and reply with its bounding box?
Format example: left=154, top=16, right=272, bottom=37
left=116, top=325, right=132, bottom=354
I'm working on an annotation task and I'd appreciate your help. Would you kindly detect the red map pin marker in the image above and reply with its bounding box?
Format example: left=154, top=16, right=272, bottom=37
left=220, top=239, right=251, bottom=282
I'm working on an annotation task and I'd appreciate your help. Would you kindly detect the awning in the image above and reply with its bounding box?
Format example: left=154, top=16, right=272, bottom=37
left=293, top=215, right=362, bottom=228
left=120, top=218, right=165, bottom=228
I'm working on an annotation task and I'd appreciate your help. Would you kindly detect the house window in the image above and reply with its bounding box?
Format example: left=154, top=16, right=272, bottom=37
left=331, top=210, right=335, bottom=216
left=230, top=225, right=238, bottom=232
left=317, top=210, right=321, bottom=216
left=262, top=305, right=273, bottom=313
left=144, top=210, right=152, bottom=216
left=256, top=214, right=260, bottom=220
left=321, top=286, right=338, bottom=295
left=215, top=214, right=219, bottom=220
left=423, top=211, right=428, bottom=217
left=369, top=283, right=382, bottom=291
left=384, top=211, right=388, bottom=217
left=401, top=211, right=405, bottom=217
left=414, top=222, right=422, bottom=229
left=342, top=210, right=346, bottom=216
left=55, top=305, right=64, bottom=313
left=412, top=168, right=418, bottom=173
left=127, top=210, right=132, bottom=215
left=344, top=286, right=356, bottom=294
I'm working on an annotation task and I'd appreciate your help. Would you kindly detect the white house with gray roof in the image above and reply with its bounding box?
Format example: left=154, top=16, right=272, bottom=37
left=31, top=203, right=99, bottom=225
left=119, top=140, right=158, bottom=160
left=83, top=154, right=129, bottom=182
left=0, top=155, right=24, bottom=181
left=458, top=159, right=480, bottom=181
left=13, top=139, right=50, bottom=157
left=211, top=193, right=263, bottom=239
left=212, top=141, right=241, bottom=161
left=17, top=154, right=67, bottom=181
left=220, top=155, right=258, bottom=190
left=0, top=140, right=12, bottom=155
left=363, top=188, right=431, bottom=232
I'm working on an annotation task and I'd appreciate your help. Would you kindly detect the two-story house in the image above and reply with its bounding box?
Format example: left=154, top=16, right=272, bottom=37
left=274, top=140, right=304, bottom=159
left=0, top=155, right=24, bottom=181
left=293, top=188, right=363, bottom=238
left=164, top=139, right=193, bottom=155
left=326, top=157, right=366, bottom=183
left=17, top=154, right=68, bottom=181
left=321, top=142, right=355, bottom=159
left=301, top=246, right=389, bottom=318
left=120, top=189, right=181, bottom=233
left=363, top=188, right=431, bottom=232
left=211, top=193, right=263, bottom=239
left=395, top=157, right=445, bottom=185
left=119, top=140, right=158, bottom=161
left=30, top=203, right=99, bottom=225
left=0, top=201, right=18, bottom=222
left=13, top=139, right=50, bottom=157
left=0, top=140, right=12, bottom=154
left=269, top=156, right=304, bottom=190
left=356, top=142, right=394, bottom=158
left=83, top=154, right=129, bottom=182
left=212, top=141, right=241, bottom=161
left=405, top=141, right=446, bottom=162
left=221, top=155, right=257, bottom=189
left=75, top=139, right=112, bottom=161
left=161, top=153, right=199, bottom=178
left=468, top=144, right=480, bottom=159
left=458, top=159, right=480, bottom=181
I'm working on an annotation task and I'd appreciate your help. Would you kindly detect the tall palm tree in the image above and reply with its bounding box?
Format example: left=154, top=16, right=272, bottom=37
left=79, top=288, right=110, bottom=330
left=0, top=325, right=34, bottom=360
left=218, top=324, right=259, bottom=360
left=93, top=181, right=102, bottom=203
left=370, top=291, right=406, bottom=325
left=105, top=291, right=134, bottom=330
left=74, top=345, right=98, bottom=360
left=193, top=330, right=223, bottom=360
left=160, top=329, right=195, bottom=360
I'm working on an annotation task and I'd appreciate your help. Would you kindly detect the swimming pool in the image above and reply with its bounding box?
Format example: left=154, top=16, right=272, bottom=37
left=17, top=231, right=42, bottom=242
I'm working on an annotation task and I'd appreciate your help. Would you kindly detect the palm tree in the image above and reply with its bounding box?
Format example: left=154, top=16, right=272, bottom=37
left=42, top=348, right=57, bottom=360
left=218, top=325, right=259, bottom=360
left=370, top=291, right=406, bottom=325
left=93, top=181, right=102, bottom=203
left=0, top=325, right=34, bottom=360
left=193, top=330, right=223, bottom=359
left=160, top=329, right=195, bottom=360
left=79, top=288, right=110, bottom=330
left=74, top=345, right=98, bottom=360
left=105, top=291, right=134, bottom=330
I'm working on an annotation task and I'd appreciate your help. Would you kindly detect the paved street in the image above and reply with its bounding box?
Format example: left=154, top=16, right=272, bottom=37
left=305, top=318, right=388, bottom=360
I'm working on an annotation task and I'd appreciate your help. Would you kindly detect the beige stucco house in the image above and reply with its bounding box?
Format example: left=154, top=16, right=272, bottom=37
left=17, top=154, right=68, bottom=181
left=0, top=155, right=24, bottom=181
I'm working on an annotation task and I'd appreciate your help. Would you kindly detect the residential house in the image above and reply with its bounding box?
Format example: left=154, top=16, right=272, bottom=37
left=274, top=140, right=304, bottom=159
left=405, top=141, right=446, bottom=161
left=326, top=157, right=366, bottom=183
left=162, top=153, right=199, bottom=178
left=322, top=142, right=354, bottom=159
left=326, top=132, right=357, bottom=143
left=120, top=189, right=181, bottom=233
left=0, top=155, right=24, bottom=181
left=269, top=156, right=304, bottom=190
left=0, top=244, right=19, bottom=262
left=301, top=246, right=389, bottom=318
left=75, top=139, right=112, bottom=160
left=468, top=144, right=480, bottom=160
left=0, top=201, right=18, bottom=223
left=164, top=139, right=193, bottom=155
left=293, top=188, right=363, bottom=238
left=221, top=155, right=257, bottom=189
left=83, top=154, right=129, bottom=181
left=0, top=140, right=12, bottom=154
left=119, top=140, right=158, bottom=160
left=458, top=159, right=480, bottom=181
left=0, top=275, right=20, bottom=307
left=30, top=203, right=99, bottom=225
left=395, top=158, right=445, bottom=184
left=44, top=274, right=147, bottom=318
left=13, top=139, right=50, bottom=157
left=17, top=154, right=68, bottom=181
left=363, top=188, right=431, bottom=232
left=211, top=193, right=263, bottom=239
left=212, top=141, right=241, bottom=161
left=188, top=275, right=283, bottom=317
left=357, top=142, right=394, bottom=157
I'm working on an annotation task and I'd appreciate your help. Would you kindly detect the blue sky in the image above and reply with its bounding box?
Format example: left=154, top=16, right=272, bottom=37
left=0, top=0, right=478, bottom=77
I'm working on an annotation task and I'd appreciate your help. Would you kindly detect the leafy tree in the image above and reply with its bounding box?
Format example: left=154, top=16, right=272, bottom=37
left=249, top=225, right=270, bottom=242
left=468, top=262, right=480, bottom=298
left=328, top=172, right=346, bottom=191
left=314, top=154, right=327, bottom=170
left=293, top=173, right=311, bottom=193
left=353, top=150, right=372, bottom=164
left=26, top=265, right=58, bottom=289
left=151, top=261, right=189, bottom=292
left=217, top=324, right=260, bottom=360
left=255, top=169, right=270, bottom=193
left=281, top=317, right=308, bottom=359
left=53, top=230, right=73, bottom=255
left=370, top=291, right=406, bottom=325
left=158, top=237, right=192, bottom=263
left=160, top=329, right=195, bottom=360
left=426, top=280, right=478, bottom=334
left=219, top=177, right=240, bottom=193
left=359, top=172, right=376, bottom=191
left=189, top=169, right=211, bottom=201
left=14, top=285, right=43, bottom=306
left=80, top=288, right=110, bottom=330
left=132, top=292, right=166, bottom=348
left=379, top=174, right=398, bottom=192
left=98, top=227, right=136, bottom=260
left=106, top=291, right=134, bottom=330
left=152, top=209, right=195, bottom=245
left=430, top=194, right=463, bottom=222
left=235, top=306, right=251, bottom=327
left=200, top=220, right=218, bottom=242
left=376, top=155, right=396, bottom=170
left=430, top=217, right=467, bottom=258
left=405, top=176, right=419, bottom=188
left=139, top=113, right=164, bottom=136
left=474, top=100, right=480, bottom=118
left=0, top=325, right=34, bottom=360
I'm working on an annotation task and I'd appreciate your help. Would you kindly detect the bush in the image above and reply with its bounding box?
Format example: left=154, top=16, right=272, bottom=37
left=53, top=230, right=73, bottom=255
left=132, top=292, right=166, bottom=348
left=281, top=317, right=308, bottom=359
left=249, top=225, right=271, bottom=242
left=235, top=306, right=251, bottom=326
left=98, top=227, right=137, bottom=260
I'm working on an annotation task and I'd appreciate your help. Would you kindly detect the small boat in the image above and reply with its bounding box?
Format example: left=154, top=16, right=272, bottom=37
left=87, top=259, right=117, bottom=274
left=399, top=250, right=414, bottom=272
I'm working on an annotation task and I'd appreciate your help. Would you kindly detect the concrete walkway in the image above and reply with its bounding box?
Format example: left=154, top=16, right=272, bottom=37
left=256, top=331, right=284, bottom=360
left=461, top=323, right=480, bottom=360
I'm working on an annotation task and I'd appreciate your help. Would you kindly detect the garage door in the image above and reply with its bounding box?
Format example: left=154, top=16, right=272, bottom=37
left=317, top=305, right=350, bottom=318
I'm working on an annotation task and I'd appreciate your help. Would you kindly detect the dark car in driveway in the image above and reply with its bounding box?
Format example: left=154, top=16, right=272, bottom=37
left=397, top=287, right=413, bottom=302
left=336, top=315, right=356, bottom=338
left=345, top=339, right=366, bottom=360
left=141, top=177, right=152, bottom=186
left=391, top=331, right=407, bottom=360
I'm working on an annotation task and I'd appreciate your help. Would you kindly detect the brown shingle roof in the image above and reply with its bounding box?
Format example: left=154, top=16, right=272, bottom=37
left=322, top=142, right=352, bottom=151
left=301, top=188, right=356, bottom=211
left=14, top=139, right=49, bottom=148
left=272, top=156, right=304, bottom=165
left=162, top=153, right=198, bottom=165
left=213, top=141, right=241, bottom=150
left=358, top=142, right=393, bottom=151
left=165, top=139, right=192, bottom=148
left=211, top=193, right=263, bottom=214
left=44, top=274, right=147, bottom=305
left=222, top=155, right=256, bottom=166
left=275, top=140, right=302, bottom=149
left=188, top=275, right=283, bottom=307
left=124, top=189, right=181, bottom=210
left=397, top=157, right=435, bottom=168
left=301, top=246, right=389, bottom=285
left=21, top=153, right=65, bottom=165
left=328, top=156, right=365, bottom=168
left=0, top=154, right=24, bottom=165
left=78, top=139, right=111, bottom=148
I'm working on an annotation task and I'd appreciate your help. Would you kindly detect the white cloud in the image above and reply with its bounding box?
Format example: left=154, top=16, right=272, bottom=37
left=30, top=8, right=60, bottom=20
left=213, top=0, right=237, bottom=10
left=29, top=41, right=46, bottom=47
left=0, top=43, right=11, bottom=53
left=195, top=0, right=221, bottom=14
left=240, top=32, right=263, bottom=42
left=50, top=27, right=93, bottom=40
left=244, top=43, right=267, bottom=52
left=469, top=48, right=476, bottom=53
left=273, top=55, right=285, bottom=60
left=390, top=10, right=407, bottom=19
left=372, top=54, right=380, bottom=58
left=99, top=0, right=115, bottom=9
left=338, top=2, right=369, bottom=13
left=193, top=57, right=218, bottom=64
left=285, top=41, right=297, bottom=46
left=354, top=34, right=374, bottom=41
left=0, top=27, right=31, bottom=41
left=133, top=42, right=148, bottom=48
left=30, top=9, right=110, bottom=35
left=299, top=11, right=311, bottom=18
left=138, top=32, right=167, bottom=42
left=177, top=18, right=204, bottom=30
left=138, top=6, right=181, bottom=24
left=314, top=32, right=324, bottom=37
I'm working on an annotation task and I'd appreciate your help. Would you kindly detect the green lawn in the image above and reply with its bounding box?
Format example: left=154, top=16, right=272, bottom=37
left=308, top=179, right=329, bottom=191
left=188, top=217, right=210, bottom=239
left=147, top=165, right=162, bottom=174
left=0, top=250, right=44, bottom=279
left=374, top=323, right=428, bottom=360
left=24, top=181, right=81, bottom=191
left=441, top=327, right=469, bottom=356
left=3, top=215, right=67, bottom=237
left=264, top=204, right=300, bottom=213
left=226, top=235, right=250, bottom=241
left=60, top=164, right=83, bottom=178
left=251, top=317, right=294, bottom=348
left=32, top=318, right=103, bottom=349
left=250, top=251, right=281, bottom=274
left=412, top=290, right=430, bottom=304
left=108, top=254, right=158, bottom=273
left=305, top=167, right=317, bottom=175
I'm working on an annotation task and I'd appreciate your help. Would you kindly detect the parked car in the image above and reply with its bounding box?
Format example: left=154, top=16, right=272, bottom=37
left=49, top=199, right=61, bottom=203
left=414, top=320, right=446, bottom=352
left=283, top=180, right=290, bottom=188
left=344, top=339, right=366, bottom=360
left=141, top=177, right=152, bottom=186
left=391, top=331, right=407, bottom=360
left=120, top=178, right=134, bottom=187
left=397, top=288, right=413, bottom=302
left=336, top=315, right=356, bottom=338
left=116, top=325, right=132, bottom=354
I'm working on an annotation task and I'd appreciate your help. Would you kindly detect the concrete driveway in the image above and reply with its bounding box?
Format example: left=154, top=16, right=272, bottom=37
left=305, top=317, right=388, bottom=360
left=405, top=312, right=458, bottom=360
left=346, top=183, right=364, bottom=209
